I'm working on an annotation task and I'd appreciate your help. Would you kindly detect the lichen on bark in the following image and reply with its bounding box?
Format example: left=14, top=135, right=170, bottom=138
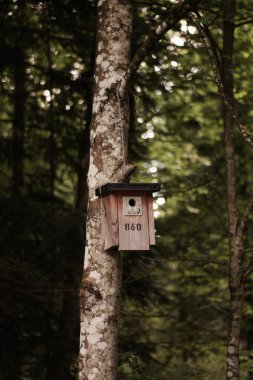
left=78, top=1, right=133, bottom=379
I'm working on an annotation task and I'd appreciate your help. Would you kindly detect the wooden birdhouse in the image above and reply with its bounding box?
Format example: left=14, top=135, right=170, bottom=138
left=95, top=183, right=161, bottom=251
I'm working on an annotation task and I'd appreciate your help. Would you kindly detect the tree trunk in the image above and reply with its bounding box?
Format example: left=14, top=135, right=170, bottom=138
left=12, top=49, right=25, bottom=196
left=245, top=282, right=253, bottom=380
left=46, top=290, right=80, bottom=380
left=3, top=47, right=25, bottom=380
left=78, top=1, right=133, bottom=379
left=222, top=1, right=244, bottom=379
left=47, top=36, right=56, bottom=198
left=1, top=315, right=20, bottom=380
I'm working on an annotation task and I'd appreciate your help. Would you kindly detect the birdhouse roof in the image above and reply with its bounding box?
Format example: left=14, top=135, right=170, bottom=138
left=95, top=183, right=161, bottom=196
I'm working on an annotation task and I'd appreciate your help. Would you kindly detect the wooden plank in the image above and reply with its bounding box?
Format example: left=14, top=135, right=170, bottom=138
left=117, top=191, right=150, bottom=251
left=147, top=194, right=156, bottom=245
left=102, top=193, right=119, bottom=251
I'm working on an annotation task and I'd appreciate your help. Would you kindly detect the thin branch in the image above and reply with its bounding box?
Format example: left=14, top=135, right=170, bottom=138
left=237, top=194, right=253, bottom=238
left=0, top=118, right=12, bottom=123
left=242, top=247, right=253, bottom=277
left=141, top=255, right=226, bottom=266
left=29, top=288, right=79, bottom=292
left=244, top=268, right=253, bottom=279
left=120, top=310, right=177, bottom=318
left=189, top=11, right=253, bottom=150
left=130, top=0, right=203, bottom=76
left=243, top=254, right=253, bottom=279
left=235, top=18, right=253, bottom=28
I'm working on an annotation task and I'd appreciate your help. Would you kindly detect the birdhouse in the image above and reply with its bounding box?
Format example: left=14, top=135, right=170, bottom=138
left=95, top=183, right=161, bottom=251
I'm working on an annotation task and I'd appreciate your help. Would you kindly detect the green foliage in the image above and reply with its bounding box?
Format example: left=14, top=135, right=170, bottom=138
left=1, top=0, right=253, bottom=379
left=119, top=1, right=253, bottom=378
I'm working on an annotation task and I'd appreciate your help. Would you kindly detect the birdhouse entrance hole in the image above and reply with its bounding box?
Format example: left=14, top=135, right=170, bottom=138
left=129, top=198, right=135, bottom=206
left=123, top=196, right=142, bottom=216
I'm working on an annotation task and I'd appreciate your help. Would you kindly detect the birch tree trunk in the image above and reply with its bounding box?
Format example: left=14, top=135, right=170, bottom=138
left=79, top=1, right=133, bottom=379
left=222, top=1, right=244, bottom=379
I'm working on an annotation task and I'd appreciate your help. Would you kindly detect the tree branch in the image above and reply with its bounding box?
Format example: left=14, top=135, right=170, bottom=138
left=189, top=11, right=253, bottom=150
left=243, top=250, right=253, bottom=279
left=130, top=0, right=203, bottom=76
left=235, top=18, right=253, bottom=28
left=237, top=194, right=253, bottom=238
left=0, top=118, right=12, bottom=123
left=120, top=309, right=177, bottom=318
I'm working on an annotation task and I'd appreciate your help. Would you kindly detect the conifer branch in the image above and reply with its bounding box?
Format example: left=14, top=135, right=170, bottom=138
left=189, top=11, right=253, bottom=150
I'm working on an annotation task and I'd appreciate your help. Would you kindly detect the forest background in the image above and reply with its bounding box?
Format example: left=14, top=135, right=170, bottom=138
left=1, top=0, right=253, bottom=379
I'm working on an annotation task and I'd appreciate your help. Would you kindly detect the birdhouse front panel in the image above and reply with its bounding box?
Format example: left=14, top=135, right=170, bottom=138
left=117, top=191, right=150, bottom=251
